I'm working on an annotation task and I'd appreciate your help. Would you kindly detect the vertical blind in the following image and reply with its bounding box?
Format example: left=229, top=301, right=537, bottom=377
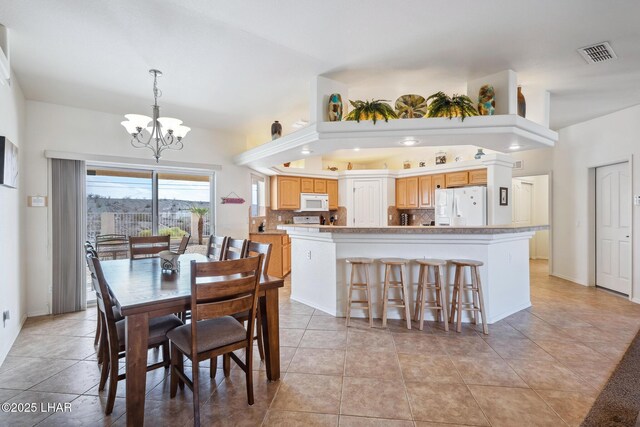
left=51, top=158, right=87, bottom=314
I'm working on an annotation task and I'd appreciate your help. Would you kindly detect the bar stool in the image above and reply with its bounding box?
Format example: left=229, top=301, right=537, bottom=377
left=413, top=259, right=448, bottom=331
left=448, top=259, right=488, bottom=334
left=380, top=258, right=411, bottom=329
left=345, top=258, right=374, bottom=327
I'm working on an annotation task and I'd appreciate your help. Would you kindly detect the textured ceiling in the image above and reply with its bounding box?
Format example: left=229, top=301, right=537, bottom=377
left=1, top=0, right=639, bottom=148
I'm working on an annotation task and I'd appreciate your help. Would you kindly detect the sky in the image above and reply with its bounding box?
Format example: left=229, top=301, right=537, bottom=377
left=86, top=175, right=210, bottom=202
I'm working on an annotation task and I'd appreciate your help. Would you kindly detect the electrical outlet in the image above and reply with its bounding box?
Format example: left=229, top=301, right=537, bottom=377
left=2, top=310, right=9, bottom=327
left=252, top=219, right=255, bottom=225
left=306, top=251, right=311, bottom=260
left=334, top=215, right=338, bottom=220
left=389, top=214, right=392, bottom=221
left=634, top=195, right=640, bottom=206
left=278, top=215, right=282, bottom=221
left=412, top=214, right=416, bottom=220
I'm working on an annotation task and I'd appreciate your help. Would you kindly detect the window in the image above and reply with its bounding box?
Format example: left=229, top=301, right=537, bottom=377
left=251, top=174, right=266, bottom=217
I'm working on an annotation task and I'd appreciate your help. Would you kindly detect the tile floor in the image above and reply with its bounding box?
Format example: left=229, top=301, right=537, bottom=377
left=1, top=260, right=639, bottom=426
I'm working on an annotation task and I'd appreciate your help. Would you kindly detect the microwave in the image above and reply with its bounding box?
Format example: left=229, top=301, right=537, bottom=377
left=298, top=193, right=329, bottom=212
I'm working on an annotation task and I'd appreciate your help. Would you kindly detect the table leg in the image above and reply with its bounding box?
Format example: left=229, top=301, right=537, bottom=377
left=260, top=288, right=280, bottom=381
left=126, top=312, right=149, bottom=426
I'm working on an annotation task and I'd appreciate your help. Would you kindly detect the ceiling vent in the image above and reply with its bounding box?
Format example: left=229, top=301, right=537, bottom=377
left=512, top=160, right=524, bottom=170
left=578, top=42, right=617, bottom=64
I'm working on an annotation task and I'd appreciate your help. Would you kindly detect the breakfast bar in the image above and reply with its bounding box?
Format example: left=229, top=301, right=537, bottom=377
left=279, top=224, right=548, bottom=324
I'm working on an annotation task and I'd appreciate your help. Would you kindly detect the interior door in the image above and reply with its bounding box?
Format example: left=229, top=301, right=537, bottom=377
left=512, top=179, right=534, bottom=256
left=353, top=179, right=381, bottom=226
left=596, top=162, right=631, bottom=295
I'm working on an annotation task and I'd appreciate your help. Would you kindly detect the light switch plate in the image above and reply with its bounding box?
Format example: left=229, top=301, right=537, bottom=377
left=28, top=196, right=47, bottom=207
left=634, top=195, right=640, bottom=206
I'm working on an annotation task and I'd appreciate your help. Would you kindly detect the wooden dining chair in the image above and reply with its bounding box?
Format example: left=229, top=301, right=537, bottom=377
left=95, top=234, right=129, bottom=260
left=241, top=241, right=272, bottom=360
left=129, top=235, right=171, bottom=259
left=86, top=253, right=183, bottom=415
left=176, top=234, right=191, bottom=254
left=167, top=255, right=263, bottom=427
left=224, top=238, right=248, bottom=260
left=206, top=235, right=228, bottom=261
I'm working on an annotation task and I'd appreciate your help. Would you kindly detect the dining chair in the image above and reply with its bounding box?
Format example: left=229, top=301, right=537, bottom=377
left=86, top=253, right=183, bottom=415
left=176, top=234, right=191, bottom=254
left=224, top=238, right=248, bottom=260
left=95, top=234, right=129, bottom=260
left=206, top=235, right=229, bottom=261
left=129, top=235, right=171, bottom=259
left=167, top=255, right=263, bottom=427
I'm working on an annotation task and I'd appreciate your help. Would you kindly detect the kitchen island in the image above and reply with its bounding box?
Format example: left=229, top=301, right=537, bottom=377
left=278, top=225, right=548, bottom=324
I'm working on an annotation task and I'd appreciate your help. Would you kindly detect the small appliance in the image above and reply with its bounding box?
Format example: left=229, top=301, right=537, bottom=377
left=435, top=186, right=487, bottom=226
left=293, top=216, right=321, bottom=225
left=298, top=193, right=329, bottom=212
left=400, top=213, right=409, bottom=226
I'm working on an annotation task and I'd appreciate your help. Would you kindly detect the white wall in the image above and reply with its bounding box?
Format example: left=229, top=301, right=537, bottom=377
left=23, top=101, right=251, bottom=316
left=0, top=72, right=27, bottom=366
left=553, top=104, right=640, bottom=302
left=513, top=175, right=549, bottom=260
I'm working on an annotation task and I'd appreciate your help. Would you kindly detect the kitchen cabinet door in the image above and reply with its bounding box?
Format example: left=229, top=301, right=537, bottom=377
left=313, top=179, right=327, bottom=194
left=396, top=178, right=407, bottom=208
left=283, top=243, right=291, bottom=275
left=406, top=177, right=419, bottom=208
left=431, top=174, right=446, bottom=206
left=445, top=171, right=469, bottom=187
left=301, top=178, right=314, bottom=193
left=277, top=176, right=301, bottom=210
left=419, top=175, right=433, bottom=208
left=468, top=169, right=487, bottom=185
left=327, top=179, right=338, bottom=210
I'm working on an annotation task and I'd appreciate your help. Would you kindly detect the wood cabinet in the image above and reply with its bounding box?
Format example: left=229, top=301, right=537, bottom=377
left=396, top=177, right=419, bottom=209
left=271, top=176, right=301, bottom=210
left=419, top=175, right=432, bottom=208
left=327, top=179, right=338, bottom=210
left=445, top=171, right=469, bottom=188
left=249, top=233, right=291, bottom=278
left=313, top=179, right=327, bottom=194
left=468, top=168, right=487, bottom=185
left=301, top=178, right=314, bottom=193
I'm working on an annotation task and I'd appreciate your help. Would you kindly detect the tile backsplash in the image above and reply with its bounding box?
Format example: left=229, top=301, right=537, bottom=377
left=388, top=206, right=435, bottom=226
left=251, top=207, right=345, bottom=231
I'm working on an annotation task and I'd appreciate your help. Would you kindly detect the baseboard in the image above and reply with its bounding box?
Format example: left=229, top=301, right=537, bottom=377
left=487, top=301, right=532, bottom=324
left=631, top=297, right=640, bottom=305
left=290, top=295, right=336, bottom=316
left=27, top=309, right=51, bottom=317
left=0, top=313, right=28, bottom=369
left=550, top=272, right=589, bottom=286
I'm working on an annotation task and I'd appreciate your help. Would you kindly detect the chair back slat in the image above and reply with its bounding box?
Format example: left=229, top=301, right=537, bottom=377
left=207, top=235, right=229, bottom=261
left=129, top=235, right=171, bottom=259
left=194, top=295, right=254, bottom=321
left=189, top=256, right=263, bottom=357
left=247, top=241, right=272, bottom=277
left=224, top=238, right=248, bottom=260
left=176, top=234, right=191, bottom=254
left=85, top=254, right=120, bottom=349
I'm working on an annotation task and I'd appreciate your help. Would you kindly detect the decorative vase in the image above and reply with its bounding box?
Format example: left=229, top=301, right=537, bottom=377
left=477, top=85, right=495, bottom=116
left=328, top=94, right=343, bottom=122
left=517, top=86, right=526, bottom=118
left=347, top=162, right=353, bottom=170
left=474, top=149, right=486, bottom=159
left=271, top=121, right=282, bottom=140
left=435, top=151, right=447, bottom=165
left=395, top=94, right=428, bottom=118
left=283, top=162, right=291, bottom=167
left=403, top=160, right=411, bottom=169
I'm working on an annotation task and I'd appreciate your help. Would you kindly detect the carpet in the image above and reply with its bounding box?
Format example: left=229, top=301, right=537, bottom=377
left=582, top=329, right=640, bottom=426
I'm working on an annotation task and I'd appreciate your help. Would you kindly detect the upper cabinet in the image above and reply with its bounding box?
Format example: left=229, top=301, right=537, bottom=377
left=445, top=171, right=469, bottom=188
left=396, top=169, right=487, bottom=210
left=271, top=176, right=339, bottom=211
left=396, top=177, right=419, bottom=209
left=468, top=169, right=487, bottom=185
left=326, top=179, right=338, bottom=210
left=271, top=176, right=301, bottom=210
left=419, top=175, right=432, bottom=208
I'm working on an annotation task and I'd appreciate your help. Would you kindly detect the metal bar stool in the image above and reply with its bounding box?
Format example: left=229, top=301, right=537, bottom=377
left=380, top=258, right=411, bottom=329
left=413, top=259, right=448, bottom=331
left=448, top=259, right=488, bottom=334
left=345, top=258, right=374, bottom=327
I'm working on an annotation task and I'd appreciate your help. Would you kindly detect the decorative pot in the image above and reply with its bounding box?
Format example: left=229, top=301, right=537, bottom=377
left=283, top=162, right=291, bottom=167
left=435, top=151, right=447, bottom=165
left=271, top=121, right=282, bottom=140
left=477, top=85, right=495, bottom=116
left=474, top=148, right=486, bottom=159
left=347, top=162, right=353, bottom=170
left=517, top=86, right=526, bottom=118
left=395, top=94, right=428, bottom=118
left=328, top=94, right=343, bottom=121
left=403, top=160, right=411, bottom=169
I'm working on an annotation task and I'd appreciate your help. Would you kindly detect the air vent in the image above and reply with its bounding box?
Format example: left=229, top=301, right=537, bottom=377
left=578, top=42, right=617, bottom=64
left=513, top=160, right=524, bottom=170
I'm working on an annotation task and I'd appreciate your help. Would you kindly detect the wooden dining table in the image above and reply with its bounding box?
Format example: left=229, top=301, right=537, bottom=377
left=101, top=253, right=284, bottom=426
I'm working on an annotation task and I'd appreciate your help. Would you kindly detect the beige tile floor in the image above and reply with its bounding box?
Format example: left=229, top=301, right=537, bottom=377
left=1, top=260, right=639, bottom=426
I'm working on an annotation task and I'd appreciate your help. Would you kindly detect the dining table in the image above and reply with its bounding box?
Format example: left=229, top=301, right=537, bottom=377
left=101, top=253, right=284, bottom=426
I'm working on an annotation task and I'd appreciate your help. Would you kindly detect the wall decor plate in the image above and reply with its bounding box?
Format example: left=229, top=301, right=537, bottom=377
left=395, top=94, right=428, bottom=118
left=0, top=136, right=18, bottom=189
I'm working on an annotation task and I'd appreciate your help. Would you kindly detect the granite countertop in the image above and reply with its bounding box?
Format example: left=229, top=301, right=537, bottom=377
left=277, top=224, right=549, bottom=235
left=250, top=230, right=287, bottom=235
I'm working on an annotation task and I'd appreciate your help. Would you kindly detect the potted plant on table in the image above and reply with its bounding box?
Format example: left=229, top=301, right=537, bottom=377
left=344, top=99, right=398, bottom=124
left=189, top=206, right=209, bottom=245
left=426, top=92, right=479, bottom=121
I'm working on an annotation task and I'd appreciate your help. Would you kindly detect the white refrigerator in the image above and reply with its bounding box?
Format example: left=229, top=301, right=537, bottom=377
left=435, top=186, right=487, bottom=226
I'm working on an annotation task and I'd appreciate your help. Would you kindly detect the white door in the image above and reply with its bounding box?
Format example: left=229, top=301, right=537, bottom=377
left=353, top=179, right=381, bottom=226
left=512, top=179, right=535, bottom=256
left=596, top=162, right=631, bottom=295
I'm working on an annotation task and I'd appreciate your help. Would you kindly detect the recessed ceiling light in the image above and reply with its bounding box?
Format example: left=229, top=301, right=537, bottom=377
left=292, top=120, right=309, bottom=129
left=354, top=147, right=360, bottom=151
left=401, top=139, right=418, bottom=146
left=301, top=149, right=312, bottom=155
left=509, top=144, right=521, bottom=150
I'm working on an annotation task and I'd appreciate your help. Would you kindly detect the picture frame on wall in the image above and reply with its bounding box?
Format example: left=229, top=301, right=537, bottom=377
left=0, top=136, right=19, bottom=189
left=499, top=186, right=508, bottom=206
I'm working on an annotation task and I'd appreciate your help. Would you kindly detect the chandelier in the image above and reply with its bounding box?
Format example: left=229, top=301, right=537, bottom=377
left=121, top=69, right=190, bottom=162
